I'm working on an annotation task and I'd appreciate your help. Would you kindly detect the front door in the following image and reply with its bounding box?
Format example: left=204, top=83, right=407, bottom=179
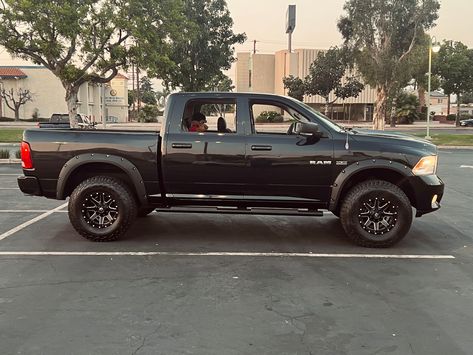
left=244, top=100, right=334, bottom=203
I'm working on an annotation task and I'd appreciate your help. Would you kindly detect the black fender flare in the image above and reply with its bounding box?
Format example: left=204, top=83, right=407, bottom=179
left=56, top=153, right=147, bottom=204
left=329, top=159, right=414, bottom=211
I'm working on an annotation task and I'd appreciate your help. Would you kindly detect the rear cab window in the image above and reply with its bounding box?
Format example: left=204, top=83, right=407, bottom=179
left=181, top=99, right=237, bottom=134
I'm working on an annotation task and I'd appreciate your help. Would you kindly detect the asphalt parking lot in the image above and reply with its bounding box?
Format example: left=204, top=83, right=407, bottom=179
left=0, top=150, right=472, bottom=355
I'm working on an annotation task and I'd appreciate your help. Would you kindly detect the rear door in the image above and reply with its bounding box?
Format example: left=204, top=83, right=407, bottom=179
left=162, top=95, right=247, bottom=199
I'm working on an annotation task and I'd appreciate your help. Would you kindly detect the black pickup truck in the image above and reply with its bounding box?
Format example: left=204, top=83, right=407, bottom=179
left=18, top=92, right=444, bottom=247
left=38, top=113, right=96, bottom=129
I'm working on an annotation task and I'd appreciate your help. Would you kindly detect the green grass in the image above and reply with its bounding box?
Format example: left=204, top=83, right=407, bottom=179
left=412, top=133, right=473, bottom=146
left=0, top=128, right=24, bottom=143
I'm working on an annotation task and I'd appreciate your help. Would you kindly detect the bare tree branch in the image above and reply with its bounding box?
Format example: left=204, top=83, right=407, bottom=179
left=399, top=22, right=419, bottom=63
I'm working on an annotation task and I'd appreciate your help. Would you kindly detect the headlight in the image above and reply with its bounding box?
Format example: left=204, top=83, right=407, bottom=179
left=412, top=155, right=438, bottom=176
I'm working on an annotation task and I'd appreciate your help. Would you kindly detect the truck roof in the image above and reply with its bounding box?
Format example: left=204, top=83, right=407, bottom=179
left=169, top=92, right=291, bottom=100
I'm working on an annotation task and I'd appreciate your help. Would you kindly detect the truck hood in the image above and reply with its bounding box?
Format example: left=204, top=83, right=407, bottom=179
left=351, top=128, right=437, bottom=155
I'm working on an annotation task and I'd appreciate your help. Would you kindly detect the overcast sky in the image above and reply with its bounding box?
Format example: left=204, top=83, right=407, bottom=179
left=224, top=0, right=472, bottom=80
left=1, top=0, right=471, bottom=84
left=227, top=0, right=472, bottom=52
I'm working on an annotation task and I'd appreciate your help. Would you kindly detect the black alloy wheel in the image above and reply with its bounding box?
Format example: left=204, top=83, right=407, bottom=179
left=340, top=179, right=412, bottom=248
left=69, top=176, right=137, bottom=242
left=357, top=197, right=398, bottom=236
left=81, top=191, right=119, bottom=229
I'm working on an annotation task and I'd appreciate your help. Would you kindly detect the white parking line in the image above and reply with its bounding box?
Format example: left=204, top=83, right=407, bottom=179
left=0, top=174, right=20, bottom=176
left=0, top=251, right=455, bottom=259
left=0, top=210, right=68, bottom=213
left=0, top=202, right=68, bottom=241
left=0, top=188, right=20, bottom=190
left=460, top=165, right=473, bottom=169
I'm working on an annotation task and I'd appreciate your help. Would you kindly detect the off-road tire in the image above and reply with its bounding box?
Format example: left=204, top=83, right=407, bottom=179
left=138, top=207, right=155, bottom=217
left=340, top=180, right=413, bottom=248
left=68, top=176, right=137, bottom=242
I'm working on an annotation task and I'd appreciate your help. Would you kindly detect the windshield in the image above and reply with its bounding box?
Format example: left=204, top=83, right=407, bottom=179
left=285, top=96, right=346, bottom=132
left=298, top=100, right=347, bottom=132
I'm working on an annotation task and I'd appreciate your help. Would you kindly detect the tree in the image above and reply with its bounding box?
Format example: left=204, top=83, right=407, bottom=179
left=0, top=88, right=33, bottom=120
left=207, top=73, right=235, bottom=92
left=408, top=33, right=441, bottom=111
left=203, top=74, right=235, bottom=116
left=304, top=47, right=364, bottom=116
left=460, top=92, right=473, bottom=104
left=395, top=92, right=419, bottom=124
left=435, top=41, right=473, bottom=126
left=283, top=76, right=305, bottom=101
left=338, top=0, right=440, bottom=130
left=158, top=0, right=246, bottom=92
left=140, top=77, right=157, bottom=105
left=0, top=0, right=180, bottom=127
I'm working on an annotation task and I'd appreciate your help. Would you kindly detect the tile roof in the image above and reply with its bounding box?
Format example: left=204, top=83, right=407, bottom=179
left=0, top=67, right=27, bottom=79
left=114, top=73, right=128, bottom=80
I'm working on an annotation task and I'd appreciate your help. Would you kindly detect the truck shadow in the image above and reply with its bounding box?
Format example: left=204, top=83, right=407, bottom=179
left=121, top=212, right=462, bottom=255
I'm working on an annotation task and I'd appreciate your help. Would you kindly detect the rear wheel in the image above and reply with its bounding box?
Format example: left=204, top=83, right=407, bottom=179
left=340, top=180, right=412, bottom=248
left=68, top=176, right=137, bottom=242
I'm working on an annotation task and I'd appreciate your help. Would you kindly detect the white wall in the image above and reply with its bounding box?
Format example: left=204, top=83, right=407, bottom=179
left=0, top=66, right=128, bottom=122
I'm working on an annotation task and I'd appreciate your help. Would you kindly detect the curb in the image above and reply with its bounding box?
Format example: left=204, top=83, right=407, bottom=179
left=0, top=159, right=21, bottom=164
left=438, top=146, right=473, bottom=150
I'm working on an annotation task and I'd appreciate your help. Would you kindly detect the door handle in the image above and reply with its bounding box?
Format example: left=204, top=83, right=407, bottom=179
left=172, top=143, right=192, bottom=149
left=251, top=145, right=272, bottom=151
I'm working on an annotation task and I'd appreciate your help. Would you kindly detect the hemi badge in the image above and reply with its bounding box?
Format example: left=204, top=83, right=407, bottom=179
left=336, top=161, right=348, bottom=166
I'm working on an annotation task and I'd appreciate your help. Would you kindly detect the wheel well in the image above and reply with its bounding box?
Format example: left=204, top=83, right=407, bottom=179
left=333, top=168, right=415, bottom=214
left=62, top=163, right=138, bottom=202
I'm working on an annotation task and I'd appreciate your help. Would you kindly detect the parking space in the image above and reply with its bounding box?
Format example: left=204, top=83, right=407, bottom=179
left=0, top=150, right=473, bottom=354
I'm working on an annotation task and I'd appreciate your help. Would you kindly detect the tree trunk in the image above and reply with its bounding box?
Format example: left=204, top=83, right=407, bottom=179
left=324, top=100, right=329, bottom=117
left=456, top=93, right=461, bottom=127
left=65, top=85, right=79, bottom=128
left=447, top=95, right=451, bottom=116
left=373, top=86, right=387, bottom=130
left=418, top=87, right=426, bottom=112
left=14, top=107, right=20, bottom=121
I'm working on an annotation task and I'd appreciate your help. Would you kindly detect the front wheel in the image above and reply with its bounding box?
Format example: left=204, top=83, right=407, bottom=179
left=68, top=176, right=137, bottom=242
left=340, top=180, right=413, bottom=248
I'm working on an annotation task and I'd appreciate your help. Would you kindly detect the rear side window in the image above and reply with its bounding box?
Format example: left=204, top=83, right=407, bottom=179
left=182, top=99, right=237, bottom=133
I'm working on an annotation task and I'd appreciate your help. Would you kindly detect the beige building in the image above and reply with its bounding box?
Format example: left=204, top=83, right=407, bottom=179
left=428, top=90, right=450, bottom=116
left=236, top=49, right=377, bottom=121
left=0, top=66, right=129, bottom=122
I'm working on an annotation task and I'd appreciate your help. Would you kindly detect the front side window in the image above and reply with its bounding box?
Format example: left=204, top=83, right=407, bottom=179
left=182, top=100, right=237, bottom=134
left=250, top=102, right=309, bottom=135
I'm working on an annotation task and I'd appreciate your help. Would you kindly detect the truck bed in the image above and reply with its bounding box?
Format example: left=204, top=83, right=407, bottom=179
left=23, top=128, right=161, bottom=199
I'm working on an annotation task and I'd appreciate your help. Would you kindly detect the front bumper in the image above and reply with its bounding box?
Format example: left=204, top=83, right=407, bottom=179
left=407, top=174, right=444, bottom=216
left=17, top=176, right=42, bottom=196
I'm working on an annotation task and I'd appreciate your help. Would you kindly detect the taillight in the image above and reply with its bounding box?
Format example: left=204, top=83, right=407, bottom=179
left=21, top=141, right=33, bottom=169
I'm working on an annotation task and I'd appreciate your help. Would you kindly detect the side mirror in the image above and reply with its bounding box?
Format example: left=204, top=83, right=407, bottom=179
left=295, top=122, right=323, bottom=137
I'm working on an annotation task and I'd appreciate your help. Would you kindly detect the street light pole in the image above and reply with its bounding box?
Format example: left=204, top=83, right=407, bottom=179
left=426, top=36, right=440, bottom=140
left=426, top=37, right=433, bottom=140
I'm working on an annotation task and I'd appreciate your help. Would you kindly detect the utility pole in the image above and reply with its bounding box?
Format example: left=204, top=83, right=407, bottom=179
left=253, top=40, right=257, bottom=54
left=136, top=66, right=141, bottom=113
left=131, top=63, right=135, bottom=112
